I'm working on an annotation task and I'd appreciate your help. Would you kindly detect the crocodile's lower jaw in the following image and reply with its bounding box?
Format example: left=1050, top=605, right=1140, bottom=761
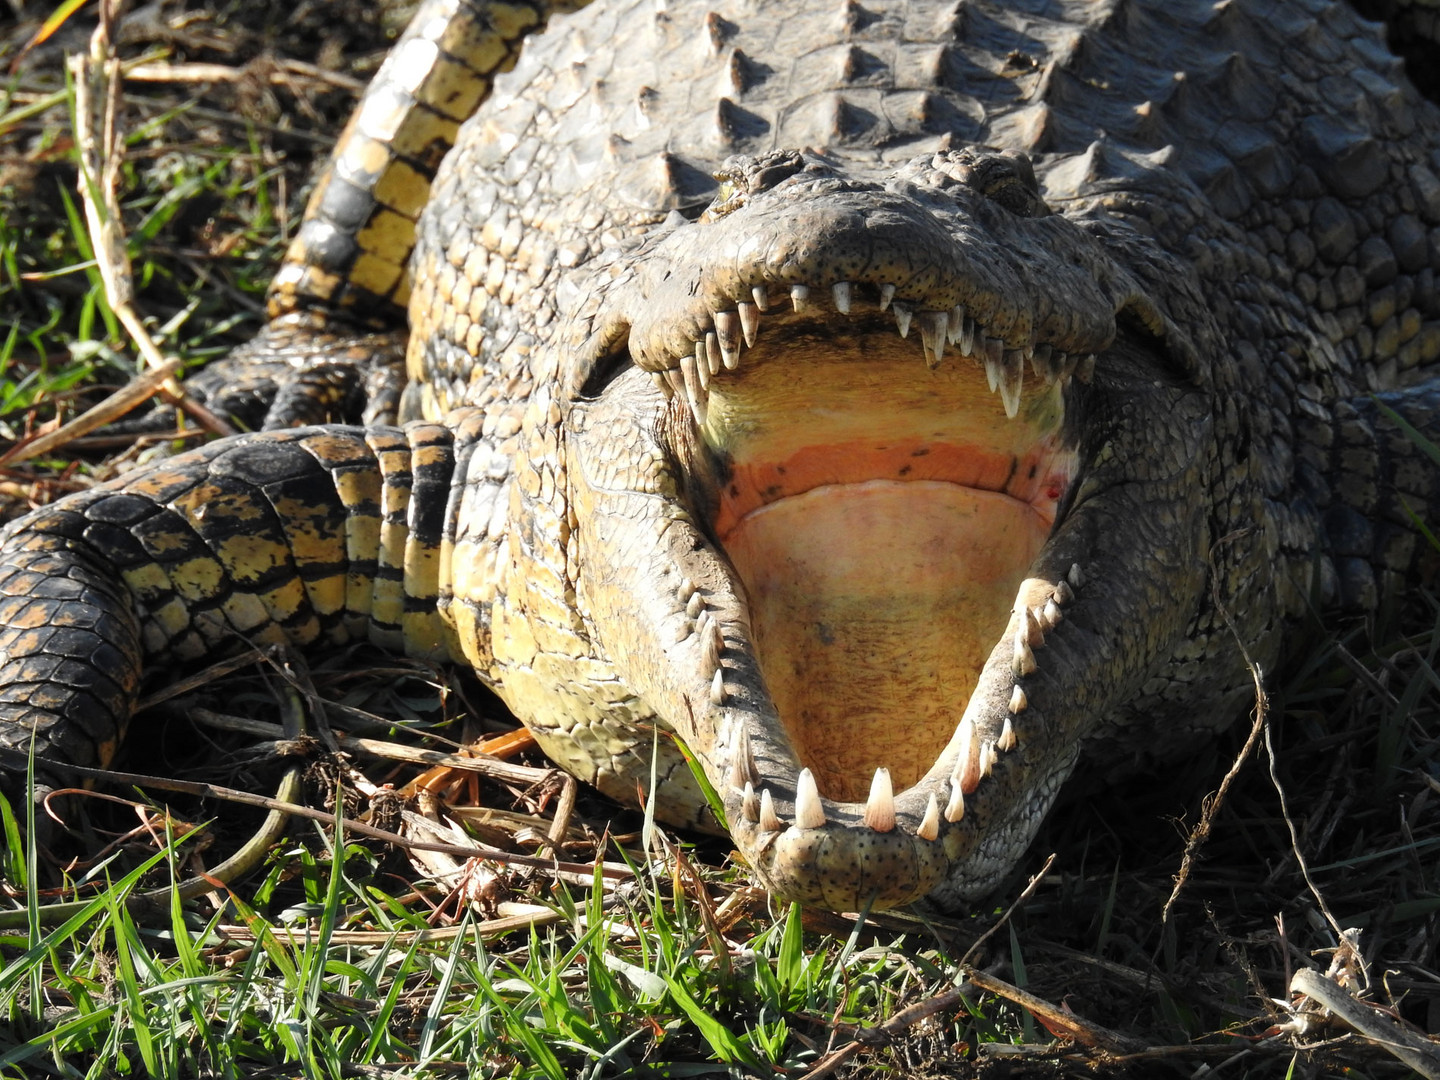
left=699, top=333, right=1074, bottom=805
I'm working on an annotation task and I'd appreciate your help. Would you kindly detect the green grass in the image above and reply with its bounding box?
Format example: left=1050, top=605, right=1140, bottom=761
left=0, top=3, right=1436, bottom=1077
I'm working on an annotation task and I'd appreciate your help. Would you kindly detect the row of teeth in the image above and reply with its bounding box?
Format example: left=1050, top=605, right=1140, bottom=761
left=648, top=281, right=1097, bottom=425
left=726, top=563, right=1085, bottom=842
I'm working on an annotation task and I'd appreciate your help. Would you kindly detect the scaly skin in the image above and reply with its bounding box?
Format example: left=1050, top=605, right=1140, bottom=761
left=4, top=0, right=1440, bottom=911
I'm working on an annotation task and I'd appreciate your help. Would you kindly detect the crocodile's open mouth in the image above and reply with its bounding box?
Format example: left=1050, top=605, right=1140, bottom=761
left=562, top=173, right=1187, bottom=908
left=678, top=287, right=1080, bottom=804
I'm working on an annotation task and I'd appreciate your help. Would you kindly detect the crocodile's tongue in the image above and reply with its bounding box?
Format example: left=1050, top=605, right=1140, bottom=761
left=699, top=333, right=1071, bottom=802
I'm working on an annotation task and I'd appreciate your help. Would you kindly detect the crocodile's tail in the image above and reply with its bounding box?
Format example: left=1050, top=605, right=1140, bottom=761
left=0, top=423, right=464, bottom=793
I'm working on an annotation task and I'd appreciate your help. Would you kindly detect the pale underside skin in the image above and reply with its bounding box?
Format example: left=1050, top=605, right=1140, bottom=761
left=697, top=333, right=1074, bottom=804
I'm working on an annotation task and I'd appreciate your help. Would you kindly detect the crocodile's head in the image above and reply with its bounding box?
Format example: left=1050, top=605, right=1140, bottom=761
left=555, top=148, right=1219, bottom=910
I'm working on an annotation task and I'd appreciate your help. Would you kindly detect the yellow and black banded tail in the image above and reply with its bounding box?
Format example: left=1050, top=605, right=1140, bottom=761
left=0, top=422, right=464, bottom=787
left=268, top=0, right=588, bottom=324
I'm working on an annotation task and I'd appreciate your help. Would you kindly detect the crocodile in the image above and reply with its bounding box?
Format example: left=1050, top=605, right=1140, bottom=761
left=2, top=0, right=1439, bottom=912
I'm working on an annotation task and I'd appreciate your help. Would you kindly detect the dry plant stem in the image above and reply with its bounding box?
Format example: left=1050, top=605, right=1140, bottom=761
left=0, top=357, right=182, bottom=465
left=68, top=2, right=234, bottom=442
left=212, top=903, right=568, bottom=947
left=959, top=851, right=1056, bottom=967
left=1290, top=969, right=1440, bottom=1078
left=1160, top=529, right=1273, bottom=930
left=1264, top=719, right=1355, bottom=976
left=962, top=967, right=1145, bottom=1052
left=190, top=706, right=555, bottom=786
left=136, top=650, right=270, bottom=710
left=542, top=771, right=579, bottom=856
left=125, top=58, right=364, bottom=93
left=26, top=757, right=633, bottom=882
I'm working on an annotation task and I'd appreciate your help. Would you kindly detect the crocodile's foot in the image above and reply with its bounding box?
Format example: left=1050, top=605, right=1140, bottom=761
left=558, top=150, right=1208, bottom=910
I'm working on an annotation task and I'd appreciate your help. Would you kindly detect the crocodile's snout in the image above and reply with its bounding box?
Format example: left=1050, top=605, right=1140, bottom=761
left=561, top=153, right=1205, bottom=910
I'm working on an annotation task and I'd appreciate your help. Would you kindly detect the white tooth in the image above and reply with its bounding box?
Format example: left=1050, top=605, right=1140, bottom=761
left=700, top=616, right=723, bottom=671
left=917, top=793, right=941, bottom=841
left=1032, top=604, right=1050, bottom=632
left=752, top=284, right=771, bottom=312
left=1013, top=629, right=1037, bottom=677
left=984, top=354, right=1003, bottom=393
left=998, top=716, right=1017, bottom=751
left=651, top=371, right=673, bottom=398
left=999, top=349, right=1024, bottom=419
left=669, top=618, right=692, bottom=645
left=686, top=591, right=705, bottom=618
left=794, top=768, right=826, bottom=829
left=1057, top=351, right=1076, bottom=380
left=1076, top=353, right=1096, bottom=382
left=864, top=767, right=895, bottom=832
left=1068, top=562, right=1085, bottom=589
left=1009, top=685, right=1027, bottom=713
left=693, top=341, right=711, bottom=391
left=947, top=305, right=965, bottom=345
left=831, top=281, right=853, bottom=314
left=710, top=668, right=726, bottom=704
left=984, top=335, right=1004, bottom=365
left=714, top=312, right=742, bottom=369
left=878, top=282, right=896, bottom=310
left=919, top=311, right=947, bottom=368
left=759, top=788, right=783, bottom=832
left=979, top=741, right=996, bottom=777
left=665, top=368, right=687, bottom=399
left=790, top=284, right=811, bottom=312
left=1023, top=606, right=1044, bottom=647
left=679, top=578, right=697, bottom=602
left=959, top=316, right=976, bottom=355
left=680, top=353, right=708, bottom=427
left=892, top=303, right=912, bottom=338
left=1054, top=579, right=1075, bottom=605
left=944, top=781, right=965, bottom=822
left=737, top=301, right=760, bottom=346
left=742, top=781, right=759, bottom=821
left=1022, top=344, right=1037, bottom=377
left=729, top=728, right=755, bottom=789
left=705, top=332, right=723, bottom=376
left=954, top=718, right=980, bottom=793
left=1043, top=598, right=1062, bottom=627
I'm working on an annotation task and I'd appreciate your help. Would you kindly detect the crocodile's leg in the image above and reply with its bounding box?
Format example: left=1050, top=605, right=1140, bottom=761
left=0, top=422, right=467, bottom=792
left=133, top=0, right=591, bottom=432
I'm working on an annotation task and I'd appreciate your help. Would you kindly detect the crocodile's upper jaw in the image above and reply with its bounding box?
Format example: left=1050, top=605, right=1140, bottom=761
left=559, top=154, right=1216, bottom=910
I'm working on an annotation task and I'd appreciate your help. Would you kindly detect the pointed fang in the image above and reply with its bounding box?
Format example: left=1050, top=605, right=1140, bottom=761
left=1023, top=606, right=1044, bottom=647
left=893, top=303, right=912, bottom=339
left=919, top=311, right=947, bottom=367
left=998, top=716, right=1017, bottom=751
left=999, top=348, right=1024, bottom=419
left=1009, top=685, right=1027, bottom=714
left=864, top=767, right=895, bottom=832
left=832, top=281, right=853, bottom=314
left=759, top=788, right=783, bottom=832
left=651, top=371, right=673, bottom=398
left=947, top=305, right=965, bottom=345
left=1043, top=598, right=1062, bottom=628
left=917, top=793, right=941, bottom=841
left=729, top=728, right=758, bottom=789
left=878, top=282, right=896, bottom=310
left=795, top=768, right=826, bottom=829
left=979, top=741, right=996, bottom=778
left=680, top=353, right=708, bottom=427
left=710, top=668, right=726, bottom=705
left=685, top=591, right=704, bottom=618
left=790, top=284, right=811, bottom=312
left=705, top=332, right=722, bottom=377
left=714, top=311, right=742, bottom=369
left=1054, top=579, right=1075, bottom=605
left=945, top=781, right=965, bottom=823
left=1068, top=563, right=1085, bottom=589
left=737, top=301, right=760, bottom=346
left=742, top=781, right=759, bottom=822
left=955, top=718, right=981, bottom=793
left=752, top=284, right=771, bottom=312
left=1013, top=629, right=1037, bottom=677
